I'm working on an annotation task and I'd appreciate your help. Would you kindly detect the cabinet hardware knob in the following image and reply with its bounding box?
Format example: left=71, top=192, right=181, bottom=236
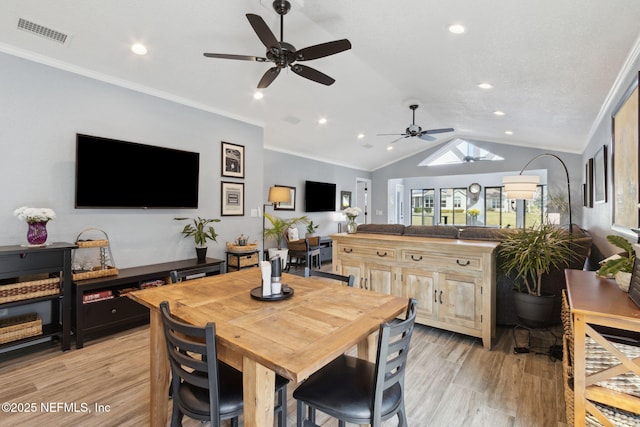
left=456, top=259, right=470, bottom=266
left=111, top=308, right=117, bottom=314
left=411, top=255, right=423, bottom=261
left=439, top=290, right=443, bottom=304
left=376, top=251, right=387, bottom=257
left=19, top=253, right=27, bottom=259
left=343, top=248, right=353, bottom=253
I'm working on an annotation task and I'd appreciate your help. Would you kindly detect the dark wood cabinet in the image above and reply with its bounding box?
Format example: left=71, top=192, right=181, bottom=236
left=73, top=257, right=224, bottom=348
left=0, top=242, right=76, bottom=353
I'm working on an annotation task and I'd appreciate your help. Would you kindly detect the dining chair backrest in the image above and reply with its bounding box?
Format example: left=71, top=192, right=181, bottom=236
left=372, top=298, right=417, bottom=423
left=159, top=301, right=231, bottom=427
left=304, top=268, right=355, bottom=287
left=169, top=267, right=209, bottom=283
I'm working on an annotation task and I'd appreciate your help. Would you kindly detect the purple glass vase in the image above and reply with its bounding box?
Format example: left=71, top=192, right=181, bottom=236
left=27, top=221, right=48, bottom=245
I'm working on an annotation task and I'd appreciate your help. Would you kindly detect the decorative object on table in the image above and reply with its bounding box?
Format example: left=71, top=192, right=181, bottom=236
left=221, top=181, right=244, bottom=216
left=235, top=234, right=248, bottom=246
left=342, top=206, right=361, bottom=234
left=225, top=241, right=258, bottom=253
left=499, top=221, right=577, bottom=328
left=263, top=211, right=308, bottom=266
left=305, top=221, right=319, bottom=237
left=273, top=185, right=295, bottom=211
left=467, top=208, right=480, bottom=225
left=340, top=191, right=352, bottom=209
left=72, top=228, right=118, bottom=280
left=271, top=255, right=282, bottom=294
left=174, top=216, right=220, bottom=262
left=596, top=234, right=635, bottom=291
left=260, top=260, right=272, bottom=296
left=13, top=206, right=56, bottom=246
left=221, top=141, right=244, bottom=178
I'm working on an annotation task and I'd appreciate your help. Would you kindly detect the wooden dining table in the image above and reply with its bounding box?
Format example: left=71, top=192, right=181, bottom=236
left=128, top=268, right=408, bottom=427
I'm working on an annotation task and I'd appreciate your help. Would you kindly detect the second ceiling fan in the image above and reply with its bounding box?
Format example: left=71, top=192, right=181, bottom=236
left=378, top=104, right=454, bottom=144
left=203, top=0, right=352, bottom=89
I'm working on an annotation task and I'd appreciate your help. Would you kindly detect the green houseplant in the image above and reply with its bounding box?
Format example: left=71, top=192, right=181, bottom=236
left=499, top=222, right=577, bottom=327
left=263, top=212, right=308, bottom=250
left=174, top=216, right=221, bottom=261
left=305, top=220, right=319, bottom=237
left=597, top=234, right=635, bottom=291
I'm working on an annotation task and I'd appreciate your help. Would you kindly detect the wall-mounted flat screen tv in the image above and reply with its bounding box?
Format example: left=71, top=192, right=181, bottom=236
left=304, top=180, right=336, bottom=212
left=75, top=134, right=200, bottom=208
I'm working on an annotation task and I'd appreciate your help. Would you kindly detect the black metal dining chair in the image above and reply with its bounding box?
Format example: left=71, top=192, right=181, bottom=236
left=160, top=301, right=289, bottom=427
left=293, top=298, right=417, bottom=427
left=304, top=268, right=355, bottom=287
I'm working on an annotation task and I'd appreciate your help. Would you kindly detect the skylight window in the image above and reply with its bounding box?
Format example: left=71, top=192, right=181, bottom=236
left=419, top=138, right=504, bottom=166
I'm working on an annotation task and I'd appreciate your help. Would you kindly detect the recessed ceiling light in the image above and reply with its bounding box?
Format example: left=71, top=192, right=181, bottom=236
left=131, top=43, right=148, bottom=55
left=493, top=110, right=505, bottom=116
left=318, top=117, right=327, bottom=125
left=478, top=83, right=493, bottom=90
left=357, top=133, right=365, bottom=139
left=253, top=91, right=264, bottom=100
left=448, top=24, right=466, bottom=34
left=504, top=130, right=513, bottom=135
left=387, top=145, right=393, bottom=151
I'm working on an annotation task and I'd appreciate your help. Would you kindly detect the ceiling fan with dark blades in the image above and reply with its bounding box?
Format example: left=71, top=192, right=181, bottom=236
left=378, top=104, right=454, bottom=144
left=203, top=0, right=352, bottom=89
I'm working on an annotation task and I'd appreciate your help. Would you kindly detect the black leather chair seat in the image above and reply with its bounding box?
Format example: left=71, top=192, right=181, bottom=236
left=179, top=362, right=290, bottom=418
left=293, top=355, right=402, bottom=421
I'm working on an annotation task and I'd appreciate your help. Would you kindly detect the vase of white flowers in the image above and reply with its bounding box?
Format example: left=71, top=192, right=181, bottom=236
left=343, top=207, right=362, bottom=234
left=14, top=206, right=56, bottom=246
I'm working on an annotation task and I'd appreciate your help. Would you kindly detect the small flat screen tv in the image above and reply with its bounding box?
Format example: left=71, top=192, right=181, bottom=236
left=75, top=134, right=200, bottom=208
left=304, top=180, right=336, bottom=212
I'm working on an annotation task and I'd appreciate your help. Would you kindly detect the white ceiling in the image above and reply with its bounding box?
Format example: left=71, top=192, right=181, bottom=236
left=2, top=0, right=640, bottom=171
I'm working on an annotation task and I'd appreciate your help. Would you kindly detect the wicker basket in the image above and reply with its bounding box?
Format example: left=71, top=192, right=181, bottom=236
left=0, top=277, right=60, bottom=304
left=0, top=313, right=42, bottom=344
left=226, top=241, right=258, bottom=253
left=72, top=228, right=118, bottom=281
left=561, top=289, right=574, bottom=362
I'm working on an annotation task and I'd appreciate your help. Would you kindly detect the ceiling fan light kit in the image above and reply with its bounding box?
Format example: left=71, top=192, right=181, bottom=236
left=203, top=0, right=351, bottom=88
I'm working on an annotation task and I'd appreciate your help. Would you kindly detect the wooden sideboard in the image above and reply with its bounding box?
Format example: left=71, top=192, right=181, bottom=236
left=565, top=269, right=640, bottom=426
left=331, top=233, right=498, bottom=349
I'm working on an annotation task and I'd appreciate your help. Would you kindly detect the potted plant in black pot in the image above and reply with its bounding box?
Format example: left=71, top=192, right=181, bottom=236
left=499, top=221, right=577, bottom=327
left=174, top=216, right=220, bottom=262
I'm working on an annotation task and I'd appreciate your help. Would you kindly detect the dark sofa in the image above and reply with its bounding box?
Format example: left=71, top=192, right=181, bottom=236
left=355, top=224, right=592, bottom=325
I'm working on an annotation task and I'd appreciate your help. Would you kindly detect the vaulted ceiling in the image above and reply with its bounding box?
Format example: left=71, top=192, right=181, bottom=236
left=2, top=1, right=640, bottom=171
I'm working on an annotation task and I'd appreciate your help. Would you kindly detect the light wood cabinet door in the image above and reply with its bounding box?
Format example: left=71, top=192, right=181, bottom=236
left=402, top=268, right=435, bottom=323
left=365, top=262, right=393, bottom=294
left=338, top=260, right=364, bottom=289
left=438, top=272, right=482, bottom=330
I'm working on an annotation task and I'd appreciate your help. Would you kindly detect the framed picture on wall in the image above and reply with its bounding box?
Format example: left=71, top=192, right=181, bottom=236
left=221, top=141, right=244, bottom=178
left=273, top=185, right=295, bottom=211
left=612, top=73, right=639, bottom=236
left=341, top=191, right=352, bottom=209
left=221, top=181, right=244, bottom=216
left=584, top=158, right=593, bottom=207
left=593, top=145, right=607, bottom=204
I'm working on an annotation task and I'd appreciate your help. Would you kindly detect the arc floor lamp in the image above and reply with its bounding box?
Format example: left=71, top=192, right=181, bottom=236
left=262, top=186, right=291, bottom=260
left=502, top=153, right=572, bottom=234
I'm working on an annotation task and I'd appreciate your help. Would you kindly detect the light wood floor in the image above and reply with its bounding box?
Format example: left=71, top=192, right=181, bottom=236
left=0, top=322, right=567, bottom=427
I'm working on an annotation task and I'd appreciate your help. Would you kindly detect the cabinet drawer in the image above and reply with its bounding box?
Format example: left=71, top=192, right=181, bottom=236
left=82, top=297, right=148, bottom=329
left=337, top=244, right=396, bottom=260
left=401, top=251, right=481, bottom=271
left=0, top=251, right=64, bottom=275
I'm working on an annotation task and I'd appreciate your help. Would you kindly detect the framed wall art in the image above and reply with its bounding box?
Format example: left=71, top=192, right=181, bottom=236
left=593, top=145, right=607, bottom=204
left=221, top=142, right=244, bottom=178
left=221, top=181, right=244, bottom=216
left=611, top=74, right=639, bottom=236
left=584, top=158, right=593, bottom=208
left=273, top=185, right=295, bottom=211
left=341, top=191, right=352, bottom=209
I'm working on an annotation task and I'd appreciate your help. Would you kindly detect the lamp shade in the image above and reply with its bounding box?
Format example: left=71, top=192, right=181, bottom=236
left=503, top=175, right=540, bottom=200
left=268, top=186, right=291, bottom=204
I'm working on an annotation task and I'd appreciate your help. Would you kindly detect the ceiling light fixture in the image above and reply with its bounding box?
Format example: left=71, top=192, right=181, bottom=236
left=448, top=24, right=466, bottom=34
left=253, top=91, right=264, bottom=100
left=131, top=43, right=148, bottom=55
left=387, top=146, right=393, bottom=151
left=504, top=130, right=513, bottom=135
left=318, top=118, right=327, bottom=125
left=478, top=83, right=493, bottom=89
left=493, top=110, right=505, bottom=116
left=357, top=133, right=365, bottom=139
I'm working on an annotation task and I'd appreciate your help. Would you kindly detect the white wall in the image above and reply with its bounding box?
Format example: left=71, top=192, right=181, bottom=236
left=0, top=52, right=265, bottom=267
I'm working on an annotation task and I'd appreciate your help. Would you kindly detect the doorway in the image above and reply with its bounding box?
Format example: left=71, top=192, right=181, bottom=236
left=355, top=178, right=371, bottom=225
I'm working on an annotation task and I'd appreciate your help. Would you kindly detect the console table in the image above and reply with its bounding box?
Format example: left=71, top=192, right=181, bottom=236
left=565, top=269, right=640, bottom=426
left=73, top=257, right=224, bottom=348
left=0, top=242, right=76, bottom=353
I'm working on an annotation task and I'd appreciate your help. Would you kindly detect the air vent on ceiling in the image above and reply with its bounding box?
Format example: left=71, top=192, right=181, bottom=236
left=283, top=115, right=301, bottom=125
left=17, top=18, right=69, bottom=44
